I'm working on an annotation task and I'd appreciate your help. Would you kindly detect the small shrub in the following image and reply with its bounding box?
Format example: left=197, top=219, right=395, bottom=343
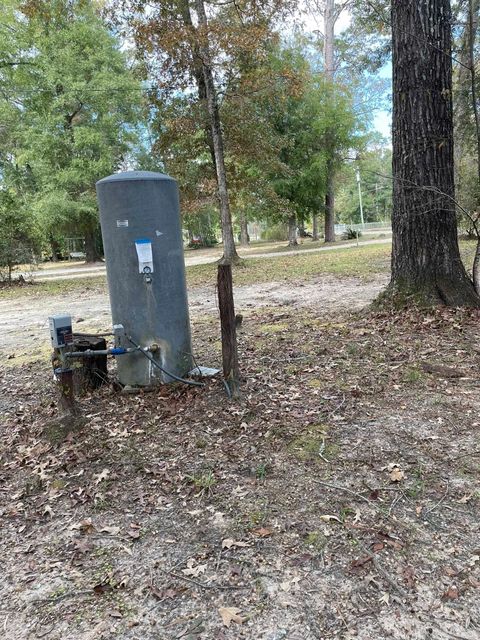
left=262, top=223, right=288, bottom=242
left=342, top=228, right=362, bottom=241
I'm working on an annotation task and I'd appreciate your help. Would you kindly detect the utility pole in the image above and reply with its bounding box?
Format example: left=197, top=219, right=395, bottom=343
left=356, top=169, right=365, bottom=227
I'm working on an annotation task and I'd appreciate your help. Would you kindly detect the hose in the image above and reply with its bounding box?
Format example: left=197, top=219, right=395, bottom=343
left=73, top=332, right=113, bottom=337
left=127, top=336, right=204, bottom=388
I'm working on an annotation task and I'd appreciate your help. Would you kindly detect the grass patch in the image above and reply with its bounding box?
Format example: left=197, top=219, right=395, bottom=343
left=288, top=424, right=338, bottom=462
left=0, top=276, right=107, bottom=300
left=187, top=242, right=392, bottom=288
left=2, top=239, right=477, bottom=301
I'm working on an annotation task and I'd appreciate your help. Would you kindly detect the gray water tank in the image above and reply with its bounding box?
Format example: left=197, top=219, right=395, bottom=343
left=96, top=171, right=192, bottom=387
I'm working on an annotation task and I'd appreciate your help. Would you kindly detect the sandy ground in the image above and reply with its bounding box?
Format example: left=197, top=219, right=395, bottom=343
left=0, top=275, right=386, bottom=360
left=2, top=296, right=480, bottom=640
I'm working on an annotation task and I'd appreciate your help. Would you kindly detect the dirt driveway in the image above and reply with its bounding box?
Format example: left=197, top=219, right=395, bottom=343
left=0, top=275, right=386, bottom=361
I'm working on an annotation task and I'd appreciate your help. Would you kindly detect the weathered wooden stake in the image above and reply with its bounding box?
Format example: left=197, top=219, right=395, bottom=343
left=57, top=367, right=78, bottom=415
left=217, top=264, right=240, bottom=398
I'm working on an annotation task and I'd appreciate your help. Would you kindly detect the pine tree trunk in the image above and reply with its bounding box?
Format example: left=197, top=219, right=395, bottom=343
left=312, top=213, right=319, bottom=240
left=194, top=0, right=239, bottom=264
left=239, top=210, right=249, bottom=246
left=324, top=165, right=335, bottom=242
left=390, top=0, right=479, bottom=306
left=84, top=229, right=100, bottom=263
left=323, top=0, right=336, bottom=243
left=288, top=215, right=298, bottom=246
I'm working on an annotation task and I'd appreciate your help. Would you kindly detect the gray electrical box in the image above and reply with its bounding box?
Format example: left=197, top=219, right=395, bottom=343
left=48, top=315, right=73, bottom=348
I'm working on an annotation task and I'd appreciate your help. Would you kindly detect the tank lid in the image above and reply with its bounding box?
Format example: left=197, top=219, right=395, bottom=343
left=96, top=171, right=175, bottom=186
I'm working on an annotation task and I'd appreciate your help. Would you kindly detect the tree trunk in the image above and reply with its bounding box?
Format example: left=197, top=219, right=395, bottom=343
left=323, top=0, right=336, bottom=243
left=288, top=215, right=298, bottom=246
left=312, top=213, right=319, bottom=240
left=239, top=210, right=249, bottom=246
left=217, top=264, right=240, bottom=398
left=84, top=229, right=100, bottom=263
left=49, top=236, right=61, bottom=261
left=179, top=0, right=216, bottom=169
left=194, top=0, right=239, bottom=264
left=324, top=164, right=335, bottom=242
left=468, top=0, right=480, bottom=187
left=390, top=0, right=479, bottom=306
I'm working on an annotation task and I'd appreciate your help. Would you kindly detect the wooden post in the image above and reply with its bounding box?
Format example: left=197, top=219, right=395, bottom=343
left=217, top=264, right=240, bottom=398
left=52, top=346, right=79, bottom=416
left=56, top=367, right=78, bottom=415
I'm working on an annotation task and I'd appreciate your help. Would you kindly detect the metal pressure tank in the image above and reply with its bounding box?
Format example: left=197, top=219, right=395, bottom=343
left=96, top=171, right=192, bottom=387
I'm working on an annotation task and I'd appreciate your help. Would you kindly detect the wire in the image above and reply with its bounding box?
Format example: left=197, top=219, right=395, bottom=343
left=127, top=336, right=204, bottom=387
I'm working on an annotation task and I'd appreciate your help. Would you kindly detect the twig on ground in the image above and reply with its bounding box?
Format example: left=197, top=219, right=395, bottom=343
left=423, top=481, right=449, bottom=516
left=168, top=571, right=246, bottom=591
left=358, top=544, right=409, bottom=600
left=31, top=589, right=93, bottom=604
left=318, top=438, right=330, bottom=463
left=450, top=449, right=480, bottom=461
left=311, top=480, right=372, bottom=505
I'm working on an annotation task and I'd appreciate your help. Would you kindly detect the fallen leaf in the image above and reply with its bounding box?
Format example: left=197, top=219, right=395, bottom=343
left=252, top=527, right=273, bottom=538
left=222, top=538, right=249, bottom=549
left=94, top=468, right=110, bottom=485
left=218, top=606, right=244, bottom=627
left=350, top=555, right=373, bottom=569
left=71, top=518, right=95, bottom=534
left=43, top=504, right=53, bottom=518
left=108, top=609, right=122, bottom=618
left=98, top=525, right=120, bottom=536
left=182, top=559, right=207, bottom=577
left=379, top=592, right=390, bottom=605
left=458, top=493, right=473, bottom=504
left=389, top=467, right=404, bottom=482
left=402, top=566, right=415, bottom=588
left=442, top=585, right=459, bottom=600
left=319, top=515, right=342, bottom=523
left=93, top=582, right=113, bottom=595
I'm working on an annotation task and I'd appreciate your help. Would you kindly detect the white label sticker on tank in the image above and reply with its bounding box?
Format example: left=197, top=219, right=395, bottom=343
left=116, top=219, right=129, bottom=227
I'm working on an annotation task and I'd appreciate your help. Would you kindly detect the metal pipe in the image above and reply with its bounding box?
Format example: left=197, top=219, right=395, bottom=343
left=65, top=347, right=135, bottom=358
left=127, top=336, right=204, bottom=387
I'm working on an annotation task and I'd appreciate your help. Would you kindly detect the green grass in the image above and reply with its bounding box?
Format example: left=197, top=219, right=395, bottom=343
left=186, top=242, right=392, bottom=288
left=1, top=239, right=477, bottom=300
left=0, top=276, right=107, bottom=300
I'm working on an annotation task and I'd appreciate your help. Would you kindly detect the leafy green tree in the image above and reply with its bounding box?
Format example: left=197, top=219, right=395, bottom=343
left=270, top=53, right=360, bottom=245
left=1, top=0, right=142, bottom=262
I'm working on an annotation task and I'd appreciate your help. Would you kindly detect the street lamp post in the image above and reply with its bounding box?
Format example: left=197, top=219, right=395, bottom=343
left=356, top=169, right=365, bottom=227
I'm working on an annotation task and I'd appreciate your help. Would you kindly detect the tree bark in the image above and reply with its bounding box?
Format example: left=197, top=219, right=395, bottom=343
left=239, top=210, right=249, bottom=246
left=194, top=0, right=239, bottom=264
left=390, top=0, right=479, bottom=306
left=312, top=213, right=319, bottom=240
left=84, top=229, right=101, bottom=263
left=288, top=215, right=298, bottom=246
left=49, top=236, right=61, bottom=261
left=324, top=163, right=335, bottom=242
left=323, top=0, right=336, bottom=243
left=468, top=0, right=480, bottom=187
left=217, top=264, right=240, bottom=398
